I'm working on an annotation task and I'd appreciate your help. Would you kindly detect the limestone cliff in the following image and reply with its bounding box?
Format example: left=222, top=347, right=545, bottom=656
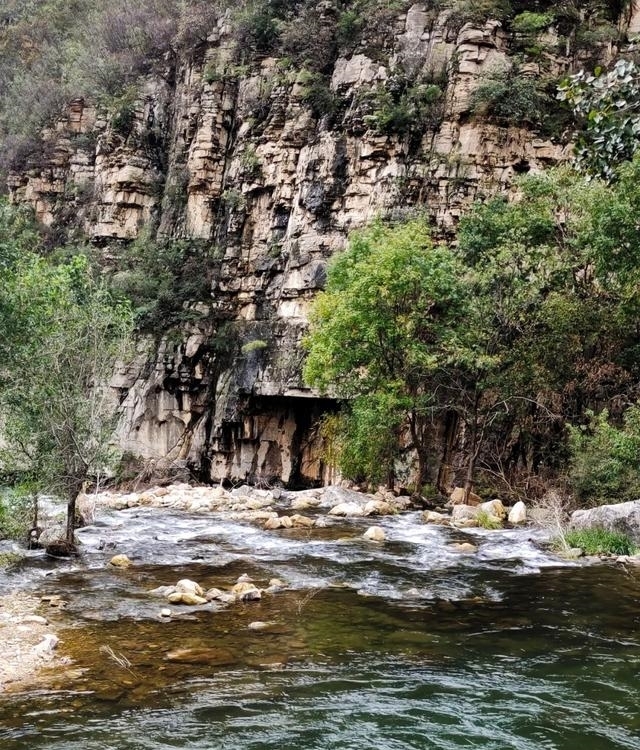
left=7, top=2, right=626, bottom=487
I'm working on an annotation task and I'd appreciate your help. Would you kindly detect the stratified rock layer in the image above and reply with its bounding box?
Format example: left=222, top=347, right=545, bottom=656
left=9, top=5, right=577, bottom=486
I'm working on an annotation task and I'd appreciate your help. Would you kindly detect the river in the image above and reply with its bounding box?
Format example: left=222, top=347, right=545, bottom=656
left=1, top=496, right=639, bottom=749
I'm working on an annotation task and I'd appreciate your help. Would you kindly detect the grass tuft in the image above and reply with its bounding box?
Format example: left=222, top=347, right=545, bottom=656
left=558, top=527, right=636, bottom=556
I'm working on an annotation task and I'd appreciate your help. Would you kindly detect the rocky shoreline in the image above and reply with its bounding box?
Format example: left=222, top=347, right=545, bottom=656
left=0, top=593, right=66, bottom=694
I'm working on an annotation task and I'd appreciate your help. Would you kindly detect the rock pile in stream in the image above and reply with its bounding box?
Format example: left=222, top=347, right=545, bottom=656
left=95, top=483, right=412, bottom=527
left=148, top=575, right=287, bottom=610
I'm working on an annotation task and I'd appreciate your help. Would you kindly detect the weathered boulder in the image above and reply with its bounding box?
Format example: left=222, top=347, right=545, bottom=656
left=291, top=497, right=320, bottom=511
left=363, top=526, right=386, bottom=542
left=37, top=526, right=67, bottom=547
left=448, top=487, right=483, bottom=506
left=570, top=500, right=640, bottom=543
left=479, top=499, right=507, bottom=520
left=363, top=499, right=394, bottom=516
left=231, top=582, right=262, bottom=601
left=328, top=502, right=365, bottom=517
left=167, top=591, right=207, bottom=605
left=290, top=514, right=314, bottom=528
left=323, top=486, right=369, bottom=509
left=451, top=504, right=479, bottom=522
left=422, top=510, right=450, bottom=525
left=508, top=501, right=527, bottom=525
left=175, top=579, right=204, bottom=597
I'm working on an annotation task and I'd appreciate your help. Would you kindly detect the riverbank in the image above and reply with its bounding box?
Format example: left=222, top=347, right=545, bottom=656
left=0, top=592, right=66, bottom=693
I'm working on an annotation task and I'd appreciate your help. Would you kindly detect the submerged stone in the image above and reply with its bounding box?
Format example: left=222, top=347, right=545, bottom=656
left=109, top=554, right=132, bottom=568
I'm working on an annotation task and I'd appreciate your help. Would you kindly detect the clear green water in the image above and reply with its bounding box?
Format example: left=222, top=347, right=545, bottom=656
left=1, top=507, right=639, bottom=749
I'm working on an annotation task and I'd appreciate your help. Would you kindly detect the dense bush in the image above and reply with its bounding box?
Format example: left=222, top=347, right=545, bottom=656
left=110, top=233, right=214, bottom=331
left=569, top=408, right=640, bottom=506
left=470, top=69, right=548, bottom=125
left=0, top=488, right=33, bottom=541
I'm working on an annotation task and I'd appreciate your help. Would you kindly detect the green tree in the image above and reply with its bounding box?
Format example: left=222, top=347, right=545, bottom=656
left=303, top=219, right=470, bottom=489
left=558, top=59, right=640, bottom=180
left=0, top=239, right=133, bottom=547
left=459, top=165, right=640, bottom=491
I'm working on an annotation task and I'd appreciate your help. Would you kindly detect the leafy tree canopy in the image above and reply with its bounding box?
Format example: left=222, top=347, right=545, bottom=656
left=0, top=202, right=133, bottom=543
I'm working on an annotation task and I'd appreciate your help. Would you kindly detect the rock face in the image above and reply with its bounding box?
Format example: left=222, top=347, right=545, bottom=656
left=9, top=4, right=574, bottom=488
left=570, top=501, right=640, bottom=543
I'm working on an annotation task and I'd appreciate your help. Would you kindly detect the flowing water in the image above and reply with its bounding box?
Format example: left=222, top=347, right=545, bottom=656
left=1, top=500, right=639, bottom=749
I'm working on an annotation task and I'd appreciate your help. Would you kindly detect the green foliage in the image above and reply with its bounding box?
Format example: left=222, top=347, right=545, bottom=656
left=561, top=527, right=637, bottom=555
left=298, top=71, right=339, bottom=120
left=558, top=59, right=640, bottom=180
left=476, top=509, right=502, bottom=529
left=366, top=80, right=445, bottom=136
left=0, top=212, right=134, bottom=541
left=470, top=69, right=549, bottom=125
left=447, top=0, right=513, bottom=32
left=304, top=219, right=470, bottom=485
left=512, top=11, right=554, bottom=36
left=241, top=339, right=268, bottom=354
left=0, top=487, right=33, bottom=541
left=110, top=233, right=213, bottom=332
left=307, top=163, right=640, bottom=492
left=569, top=408, right=640, bottom=505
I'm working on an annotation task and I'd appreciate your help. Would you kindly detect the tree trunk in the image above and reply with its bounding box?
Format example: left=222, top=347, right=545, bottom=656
left=65, top=482, right=83, bottom=547
left=463, top=392, right=481, bottom=503
left=437, top=410, right=458, bottom=494
left=408, top=411, right=428, bottom=493
left=66, top=493, right=75, bottom=546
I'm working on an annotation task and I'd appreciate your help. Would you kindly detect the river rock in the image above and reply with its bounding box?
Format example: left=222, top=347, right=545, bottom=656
left=205, top=587, right=226, bottom=601
left=205, top=587, right=236, bottom=604
left=167, top=591, right=207, bottom=605
left=570, top=500, right=640, bottom=543
left=164, top=647, right=237, bottom=665
left=269, top=578, right=286, bottom=588
left=363, top=499, right=394, bottom=516
left=33, top=633, right=59, bottom=656
left=290, top=514, right=314, bottom=528
left=231, top=582, right=262, bottom=601
left=37, top=526, right=67, bottom=547
left=480, top=499, right=507, bottom=520
left=448, top=487, right=482, bottom=506
left=328, top=502, right=365, bottom=517
left=291, top=497, right=320, bottom=511
left=248, top=621, right=272, bottom=630
left=451, top=504, right=479, bottom=522
left=508, top=501, right=527, bottom=525
left=176, top=579, right=204, bottom=597
left=246, top=496, right=274, bottom=510
left=264, top=516, right=283, bottom=530
left=422, top=510, right=450, bottom=525
left=149, top=585, right=176, bottom=597
left=363, top=526, right=386, bottom=542
left=451, top=542, right=478, bottom=554
left=159, top=608, right=172, bottom=618
left=109, top=554, right=132, bottom=568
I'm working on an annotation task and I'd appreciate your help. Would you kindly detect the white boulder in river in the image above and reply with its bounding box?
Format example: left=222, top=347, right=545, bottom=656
left=571, top=500, right=640, bottom=542
left=363, top=526, right=386, bottom=542
left=508, top=501, right=527, bottom=525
